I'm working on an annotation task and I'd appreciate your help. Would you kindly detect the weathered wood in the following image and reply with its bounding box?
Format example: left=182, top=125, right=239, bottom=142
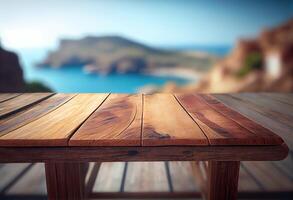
left=0, top=94, right=109, bottom=146
left=202, top=94, right=283, bottom=145
left=5, top=163, right=46, bottom=195
left=168, top=161, right=199, bottom=192
left=89, top=191, right=201, bottom=199
left=0, top=94, right=75, bottom=137
left=207, top=161, right=240, bottom=200
left=92, top=162, right=125, bottom=192
left=238, top=164, right=263, bottom=192
left=242, top=161, right=293, bottom=191
left=190, top=161, right=207, bottom=199
left=143, top=94, right=208, bottom=146
left=0, top=144, right=288, bottom=163
left=0, top=93, right=21, bottom=103
left=260, top=93, right=293, bottom=106
left=70, top=94, right=142, bottom=146
left=0, top=163, right=32, bottom=192
left=124, top=162, right=169, bottom=192
left=176, top=93, right=280, bottom=145
left=0, top=93, right=53, bottom=119
left=231, top=93, right=293, bottom=128
left=45, top=162, right=85, bottom=200
left=214, top=94, right=293, bottom=149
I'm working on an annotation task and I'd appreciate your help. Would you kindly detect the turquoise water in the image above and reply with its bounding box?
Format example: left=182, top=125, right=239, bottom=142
left=17, top=48, right=191, bottom=93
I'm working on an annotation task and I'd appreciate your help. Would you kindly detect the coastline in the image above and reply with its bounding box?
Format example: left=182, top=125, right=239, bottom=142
left=144, top=67, right=204, bottom=81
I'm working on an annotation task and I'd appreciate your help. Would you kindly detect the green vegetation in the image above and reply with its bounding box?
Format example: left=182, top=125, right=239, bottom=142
left=236, top=52, right=263, bottom=78
left=25, top=81, right=53, bottom=92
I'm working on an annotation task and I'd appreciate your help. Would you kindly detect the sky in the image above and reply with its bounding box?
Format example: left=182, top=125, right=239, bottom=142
left=0, top=0, right=293, bottom=49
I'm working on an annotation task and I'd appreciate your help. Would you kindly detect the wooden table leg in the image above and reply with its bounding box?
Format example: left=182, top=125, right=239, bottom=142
left=207, top=161, right=240, bottom=200
left=45, top=162, right=87, bottom=200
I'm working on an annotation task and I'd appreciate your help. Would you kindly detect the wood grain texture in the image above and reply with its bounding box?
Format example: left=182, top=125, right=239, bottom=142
left=124, top=162, right=169, bottom=192
left=214, top=94, right=293, bottom=149
left=260, top=93, right=293, bottom=106
left=201, top=94, right=283, bottom=145
left=0, top=144, right=287, bottom=163
left=70, top=94, right=142, bottom=146
left=0, top=94, right=75, bottom=137
left=142, top=94, right=208, bottom=146
left=0, top=93, right=21, bottom=103
left=242, top=161, right=293, bottom=191
left=92, top=162, right=125, bottom=192
left=0, top=93, right=53, bottom=119
left=45, top=162, right=84, bottom=200
left=168, top=161, right=199, bottom=192
left=176, top=93, right=275, bottom=145
left=207, top=161, right=240, bottom=200
left=231, top=93, right=293, bottom=128
left=0, top=94, right=109, bottom=146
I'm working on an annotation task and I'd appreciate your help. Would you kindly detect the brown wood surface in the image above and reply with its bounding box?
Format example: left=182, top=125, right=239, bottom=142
left=0, top=144, right=287, bottom=163
left=176, top=93, right=281, bottom=145
left=0, top=94, right=75, bottom=137
left=214, top=94, right=293, bottom=149
left=200, top=94, right=283, bottom=145
left=0, top=93, right=21, bottom=103
left=0, top=93, right=53, bottom=119
left=45, top=162, right=85, bottom=200
left=125, top=162, right=169, bottom=192
left=0, top=94, right=109, bottom=146
left=207, top=161, right=240, bottom=200
left=70, top=94, right=142, bottom=146
left=142, top=93, right=208, bottom=146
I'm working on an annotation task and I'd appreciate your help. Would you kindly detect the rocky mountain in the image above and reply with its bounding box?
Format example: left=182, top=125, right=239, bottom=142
left=38, top=36, right=217, bottom=75
left=156, top=18, right=293, bottom=93
left=0, top=46, right=25, bottom=92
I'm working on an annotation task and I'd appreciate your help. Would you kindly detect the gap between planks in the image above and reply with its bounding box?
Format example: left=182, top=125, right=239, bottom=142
left=0, top=94, right=77, bottom=138
left=173, top=94, right=211, bottom=145
left=66, top=93, right=111, bottom=145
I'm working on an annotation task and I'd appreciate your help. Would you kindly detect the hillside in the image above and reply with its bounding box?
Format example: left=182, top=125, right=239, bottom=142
left=155, top=18, right=293, bottom=93
left=38, top=36, right=217, bottom=75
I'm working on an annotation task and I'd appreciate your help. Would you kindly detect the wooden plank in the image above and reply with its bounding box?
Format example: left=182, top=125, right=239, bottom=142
left=0, top=163, right=32, bottom=192
left=260, top=93, right=293, bottom=106
left=124, top=162, right=169, bottom=192
left=5, top=163, right=47, bottom=195
left=0, top=94, right=109, bottom=146
left=232, top=93, right=293, bottom=128
left=0, top=94, right=76, bottom=137
left=238, top=165, right=263, bottom=192
left=93, top=162, right=125, bottom=192
left=70, top=94, right=142, bottom=146
left=0, top=93, right=21, bottom=103
left=176, top=94, right=268, bottom=145
left=201, top=94, right=283, bottom=145
left=142, top=94, right=208, bottom=146
left=168, top=161, right=199, bottom=192
left=45, top=162, right=84, bottom=200
left=0, top=93, right=53, bottom=119
left=207, top=161, right=240, bottom=200
left=242, top=161, right=293, bottom=191
left=0, top=144, right=288, bottom=163
left=214, top=94, right=293, bottom=149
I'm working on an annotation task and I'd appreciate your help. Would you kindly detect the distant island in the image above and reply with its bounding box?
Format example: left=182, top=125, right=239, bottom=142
left=38, top=36, right=218, bottom=79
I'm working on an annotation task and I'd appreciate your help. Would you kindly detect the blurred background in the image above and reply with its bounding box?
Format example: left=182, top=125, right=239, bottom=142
left=1, top=1, right=293, bottom=200
left=1, top=0, right=292, bottom=94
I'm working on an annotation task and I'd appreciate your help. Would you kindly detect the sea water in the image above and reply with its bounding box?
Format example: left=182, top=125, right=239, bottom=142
left=16, top=46, right=229, bottom=93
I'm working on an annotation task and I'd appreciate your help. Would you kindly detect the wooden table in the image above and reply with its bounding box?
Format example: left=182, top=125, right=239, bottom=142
left=0, top=93, right=288, bottom=200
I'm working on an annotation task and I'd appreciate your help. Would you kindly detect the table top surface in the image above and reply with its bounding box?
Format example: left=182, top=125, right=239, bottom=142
left=0, top=93, right=285, bottom=148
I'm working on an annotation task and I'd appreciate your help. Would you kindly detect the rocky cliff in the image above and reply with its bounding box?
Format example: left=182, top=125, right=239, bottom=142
left=0, top=46, right=25, bottom=92
left=38, top=36, right=216, bottom=75
left=158, top=18, right=293, bottom=93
